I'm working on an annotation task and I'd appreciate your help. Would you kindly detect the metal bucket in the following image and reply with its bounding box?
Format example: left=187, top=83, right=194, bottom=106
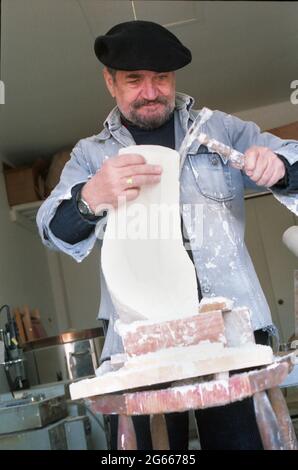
left=23, top=328, right=104, bottom=385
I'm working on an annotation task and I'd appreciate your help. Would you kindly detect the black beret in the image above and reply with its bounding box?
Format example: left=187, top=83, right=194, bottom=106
left=94, top=20, right=192, bottom=72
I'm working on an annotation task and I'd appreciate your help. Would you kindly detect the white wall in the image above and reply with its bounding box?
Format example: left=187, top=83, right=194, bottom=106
left=0, top=168, right=58, bottom=393
left=234, top=99, right=298, bottom=131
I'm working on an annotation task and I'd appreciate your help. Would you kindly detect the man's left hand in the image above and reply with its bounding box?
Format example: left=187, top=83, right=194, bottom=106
left=244, top=146, right=285, bottom=187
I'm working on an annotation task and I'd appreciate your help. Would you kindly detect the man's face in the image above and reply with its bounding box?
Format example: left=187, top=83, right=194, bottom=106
left=103, top=69, right=176, bottom=129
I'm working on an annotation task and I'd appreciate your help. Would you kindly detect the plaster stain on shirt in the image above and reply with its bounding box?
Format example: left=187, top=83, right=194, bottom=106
left=205, top=261, right=217, bottom=269
left=229, top=261, right=236, bottom=270
left=222, top=221, right=235, bottom=245
left=214, top=245, right=221, bottom=257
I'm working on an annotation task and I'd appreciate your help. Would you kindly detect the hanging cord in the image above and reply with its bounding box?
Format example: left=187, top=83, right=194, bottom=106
left=76, top=0, right=138, bottom=41
left=0, top=304, right=17, bottom=345
left=131, top=1, right=137, bottom=20
left=76, top=0, right=95, bottom=41
left=0, top=303, right=11, bottom=320
left=0, top=304, right=16, bottom=398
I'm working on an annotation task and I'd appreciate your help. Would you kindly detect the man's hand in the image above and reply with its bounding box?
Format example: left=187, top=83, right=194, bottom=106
left=81, top=154, right=162, bottom=213
left=244, top=146, right=285, bottom=187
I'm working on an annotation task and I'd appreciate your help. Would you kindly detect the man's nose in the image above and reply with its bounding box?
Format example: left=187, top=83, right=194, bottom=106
left=141, top=79, right=159, bottom=101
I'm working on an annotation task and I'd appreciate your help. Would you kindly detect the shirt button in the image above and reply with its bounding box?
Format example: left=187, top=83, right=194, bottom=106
left=202, top=285, right=211, bottom=294
left=211, top=156, right=218, bottom=166
left=201, top=277, right=212, bottom=294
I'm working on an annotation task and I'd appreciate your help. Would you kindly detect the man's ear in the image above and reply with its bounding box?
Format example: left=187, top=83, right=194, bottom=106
left=103, top=67, right=116, bottom=98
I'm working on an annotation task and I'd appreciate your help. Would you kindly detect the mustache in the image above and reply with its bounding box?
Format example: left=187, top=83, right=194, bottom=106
left=132, top=96, right=168, bottom=110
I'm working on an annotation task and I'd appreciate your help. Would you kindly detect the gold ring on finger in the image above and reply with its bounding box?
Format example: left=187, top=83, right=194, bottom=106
left=126, top=177, right=133, bottom=185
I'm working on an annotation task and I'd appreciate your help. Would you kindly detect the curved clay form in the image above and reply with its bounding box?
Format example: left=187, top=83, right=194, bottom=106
left=101, top=145, right=199, bottom=324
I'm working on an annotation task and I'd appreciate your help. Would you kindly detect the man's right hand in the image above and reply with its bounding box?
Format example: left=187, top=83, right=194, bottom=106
left=81, top=154, right=162, bottom=214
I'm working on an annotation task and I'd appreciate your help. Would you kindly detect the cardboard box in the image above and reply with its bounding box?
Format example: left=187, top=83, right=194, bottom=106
left=4, top=165, right=40, bottom=206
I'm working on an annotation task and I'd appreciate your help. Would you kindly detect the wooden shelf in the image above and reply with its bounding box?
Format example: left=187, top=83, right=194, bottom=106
left=10, top=200, right=43, bottom=233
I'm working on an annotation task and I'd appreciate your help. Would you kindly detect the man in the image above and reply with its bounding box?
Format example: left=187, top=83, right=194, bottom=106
left=37, top=21, right=298, bottom=449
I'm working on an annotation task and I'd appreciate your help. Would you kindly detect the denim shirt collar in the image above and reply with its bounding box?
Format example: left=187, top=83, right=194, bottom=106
left=97, top=92, right=196, bottom=142
left=95, top=93, right=230, bottom=167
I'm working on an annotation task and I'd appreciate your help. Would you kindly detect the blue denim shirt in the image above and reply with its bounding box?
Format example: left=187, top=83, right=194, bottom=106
left=36, top=93, right=298, bottom=359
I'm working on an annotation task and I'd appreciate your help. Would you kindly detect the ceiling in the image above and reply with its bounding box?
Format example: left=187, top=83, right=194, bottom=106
left=0, top=0, right=298, bottom=165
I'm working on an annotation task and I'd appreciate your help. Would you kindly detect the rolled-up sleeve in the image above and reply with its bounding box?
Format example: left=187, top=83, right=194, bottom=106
left=224, top=113, right=298, bottom=164
left=221, top=113, right=298, bottom=191
left=36, top=140, right=105, bottom=262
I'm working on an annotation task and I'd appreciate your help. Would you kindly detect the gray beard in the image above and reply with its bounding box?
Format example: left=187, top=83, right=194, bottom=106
left=120, top=99, right=175, bottom=130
